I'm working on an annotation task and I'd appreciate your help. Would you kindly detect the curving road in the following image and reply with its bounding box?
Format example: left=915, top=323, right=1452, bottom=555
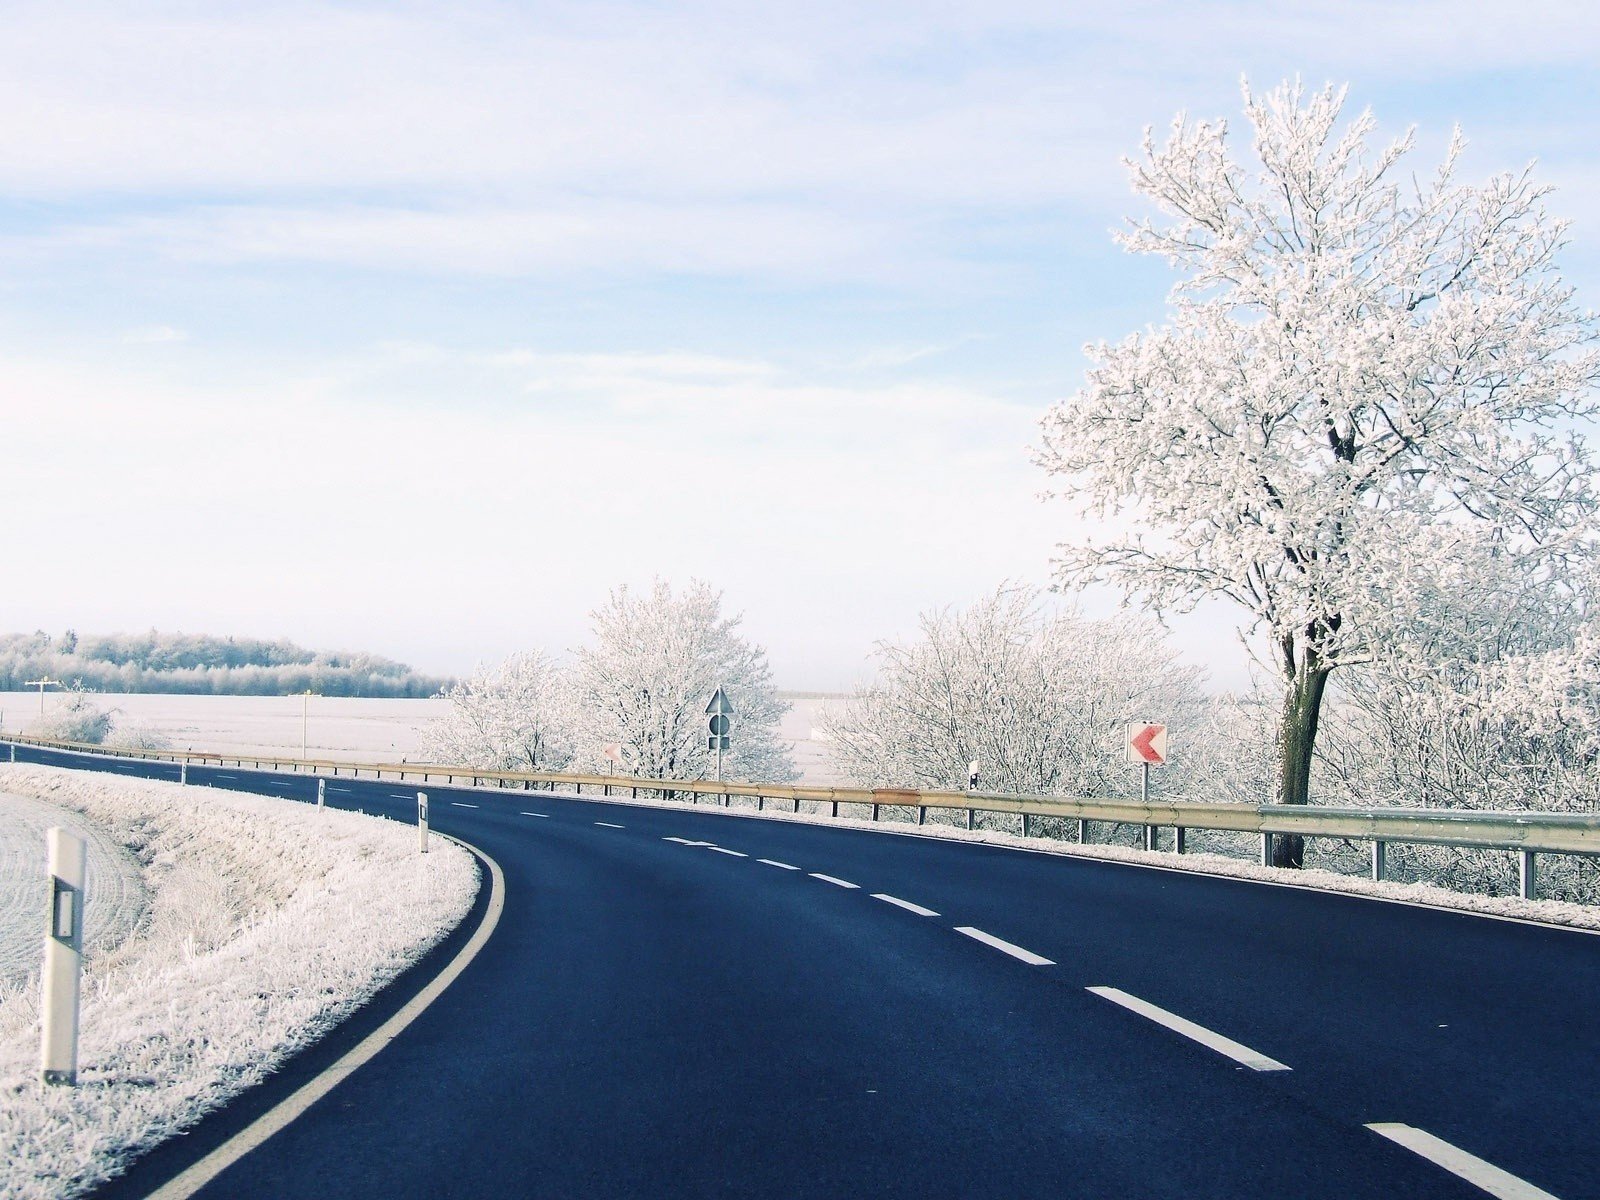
left=14, top=745, right=1599, bottom=1199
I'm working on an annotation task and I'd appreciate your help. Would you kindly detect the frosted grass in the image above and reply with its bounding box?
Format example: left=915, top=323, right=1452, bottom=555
left=0, top=765, right=478, bottom=1200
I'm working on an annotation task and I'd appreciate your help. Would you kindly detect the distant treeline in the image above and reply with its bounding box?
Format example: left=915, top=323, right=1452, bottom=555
left=0, top=630, right=450, bottom=698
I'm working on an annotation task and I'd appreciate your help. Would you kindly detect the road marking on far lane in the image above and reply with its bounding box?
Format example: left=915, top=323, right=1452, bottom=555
left=1086, top=987, right=1289, bottom=1071
left=521, top=812, right=549, bottom=818
left=595, top=822, right=625, bottom=829
left=758, top=859, right=800, bottom=870
left=955, top=926, right=1053, bottom=965
left=709, top=847, right=748, bottom=857
left=1366, top=1124, right=1561, bottom=1200
left=873, top=894, right=939, bottom=917
left=451, top=802, right=480, bottom=809
left=810, top=873, right=859, bottom=889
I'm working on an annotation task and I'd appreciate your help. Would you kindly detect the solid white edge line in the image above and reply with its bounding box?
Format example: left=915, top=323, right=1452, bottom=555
left=872, top=893, right=939, bottom=917
left=1086, top=986, right=1290, bottom=1072
left=954, top=926, right=1054, bottom=965
left=594, top=822, right=625, bottom=829
left=757, top=859, right=800, bottom=870
left=809, top=873, right=859, bottom=889
left=451, top=802, right=479, bottom=808
left=147, top=832, right=506, bottom=1200
left=708, top=847, right=748, bottom=857
left=1366, top=1124, right=1562, bottom=1200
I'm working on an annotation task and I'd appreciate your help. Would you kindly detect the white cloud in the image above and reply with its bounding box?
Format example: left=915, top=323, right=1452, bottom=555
left=0, top=342, right=1080, bottom=687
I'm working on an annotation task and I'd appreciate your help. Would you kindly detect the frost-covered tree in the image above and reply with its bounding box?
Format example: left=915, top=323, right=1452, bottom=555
left=1038, top=80, right=1599, bottom=865
left=820, top=586, right=1210, bottom=797
left=419, top=652, right=576, bottom=771
left=29, top=690, right=112, bottom=744
left=573, top=579, right=796, bottom=782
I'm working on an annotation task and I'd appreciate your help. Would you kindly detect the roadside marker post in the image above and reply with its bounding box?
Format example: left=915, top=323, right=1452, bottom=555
left=1128, top=723, right=1168, bottom=851
left=179, top=761, right=187, bottom=785
left=317, top=778, right=326, bottom=814
left=418, top=792, right=429, bottom=854
left=41, top=827, right=86, bottom=1086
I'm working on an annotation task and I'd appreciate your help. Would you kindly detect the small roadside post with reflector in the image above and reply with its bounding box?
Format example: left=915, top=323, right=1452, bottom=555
left=706, top=688, right=733, bottom=782
left=41, top=827, right=86, bottom=1086
left=1127, top=723, right=1168, bottom=852
left=317, top=778, right=326, bottom=814
left=417, top=792, right=429, bottom=854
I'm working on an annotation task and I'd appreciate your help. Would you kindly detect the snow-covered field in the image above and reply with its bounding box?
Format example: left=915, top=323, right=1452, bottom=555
left=0, top=796, right=147, bottom=989
left=0, top=691, right=846, bottom=781
left=0, top=765, right=479, bottom=1200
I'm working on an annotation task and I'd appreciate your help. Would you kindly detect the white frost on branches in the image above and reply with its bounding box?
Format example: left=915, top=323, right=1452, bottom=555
left=572, top=579, right=796, bottom=782
left=1037, top=79, right=1600, bottom=818
left=419, top=652, right=576, bottom=771
left=820, top=586, right=1211, bottom=798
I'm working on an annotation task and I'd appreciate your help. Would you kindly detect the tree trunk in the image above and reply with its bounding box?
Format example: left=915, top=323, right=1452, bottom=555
left=1273, top=656, right=1331, bottom=869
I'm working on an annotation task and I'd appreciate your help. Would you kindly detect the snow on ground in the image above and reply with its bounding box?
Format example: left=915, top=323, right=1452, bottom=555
left=0, top=795, right=148, bottom=989
left=0, top=764, right=479, bottom=1200
left=0, top=692, right=846, bottom=780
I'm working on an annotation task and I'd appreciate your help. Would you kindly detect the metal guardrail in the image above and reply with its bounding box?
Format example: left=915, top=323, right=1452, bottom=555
left=6, top=733, right=1596, bottom=900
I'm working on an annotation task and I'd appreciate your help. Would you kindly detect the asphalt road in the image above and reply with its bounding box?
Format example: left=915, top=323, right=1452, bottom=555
left=14, top=745, right=1599, bottom=1199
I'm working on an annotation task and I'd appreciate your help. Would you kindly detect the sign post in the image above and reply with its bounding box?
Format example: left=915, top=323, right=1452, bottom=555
left=705, top=688, right=734, bottom=782
left=41, top=827, right=86, bottom=1086
left=1127, top=723, right=1168, bottom=851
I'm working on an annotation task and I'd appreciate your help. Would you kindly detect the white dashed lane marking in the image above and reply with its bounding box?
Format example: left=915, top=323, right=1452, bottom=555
left=1087, top=987, right=1289, bottom=1072
left=1365, top=1125, right=1560, bottom=1200
left=595, top=822, right=625, bottom=829
left=955, top=926, right=1054, bottom=966
left=521, top=812, right=549, bottom=818
left=758, top=859, right=800, bottom=870
left=708, top=847, right=748, bottom=857
left=872, top=894, right=939, bottom=917
left=451, top=802, right=479, bottom=809
left=809, top=873, right=859, bottom=889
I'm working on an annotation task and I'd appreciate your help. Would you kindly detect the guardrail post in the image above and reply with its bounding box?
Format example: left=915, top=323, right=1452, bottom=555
left=1143, top=824, right=1157, bottom=852
left=1260, top=833, right=1273, bottom=867
left=830, top=800, right=839, bottom=818
left=1174, top=826, right=1185, bottom=854
left=757, top=795, right=764, bottom=811
left=917, top=805, right=926, bottom=826
left=1371, top=840, right=1386, bottom=882
left=418, top=792, right=429, bottom=854
left=41, top=827, right=86, bottom=1086
left=1519, top=850, right=1537, bottom=901
left=317, top=778, right=326, bottom=815
left=965, top=808, right=974, bottom=830
left=1021, top=812, right=1032, bottom=838
left=1077, top=818, right=1087, bottom=843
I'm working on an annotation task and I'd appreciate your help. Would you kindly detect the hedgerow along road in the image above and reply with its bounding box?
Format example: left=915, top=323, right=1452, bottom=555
left=16, top=744, right=1597, bottom=1200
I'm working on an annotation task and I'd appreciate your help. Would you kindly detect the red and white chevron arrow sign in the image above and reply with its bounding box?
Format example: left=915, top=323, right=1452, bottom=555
left=1126, top=723, right=1168, bottom=766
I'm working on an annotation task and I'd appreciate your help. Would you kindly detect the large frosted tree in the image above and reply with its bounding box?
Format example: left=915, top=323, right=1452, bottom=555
left=573, top=579, right=796, bottom=782
left=1037, top=81, right=1598, bottom=865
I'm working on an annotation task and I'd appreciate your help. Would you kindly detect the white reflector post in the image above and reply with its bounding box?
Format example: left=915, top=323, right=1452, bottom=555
left=418, top=792, right=429, bottom=854
left=318, top=778, right=326, bottom=813
left=41, top=827, right=87, bottom=1086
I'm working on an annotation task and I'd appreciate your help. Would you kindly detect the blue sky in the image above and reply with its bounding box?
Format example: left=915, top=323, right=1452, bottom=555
left=4, top=1, right=1599, bottom=689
